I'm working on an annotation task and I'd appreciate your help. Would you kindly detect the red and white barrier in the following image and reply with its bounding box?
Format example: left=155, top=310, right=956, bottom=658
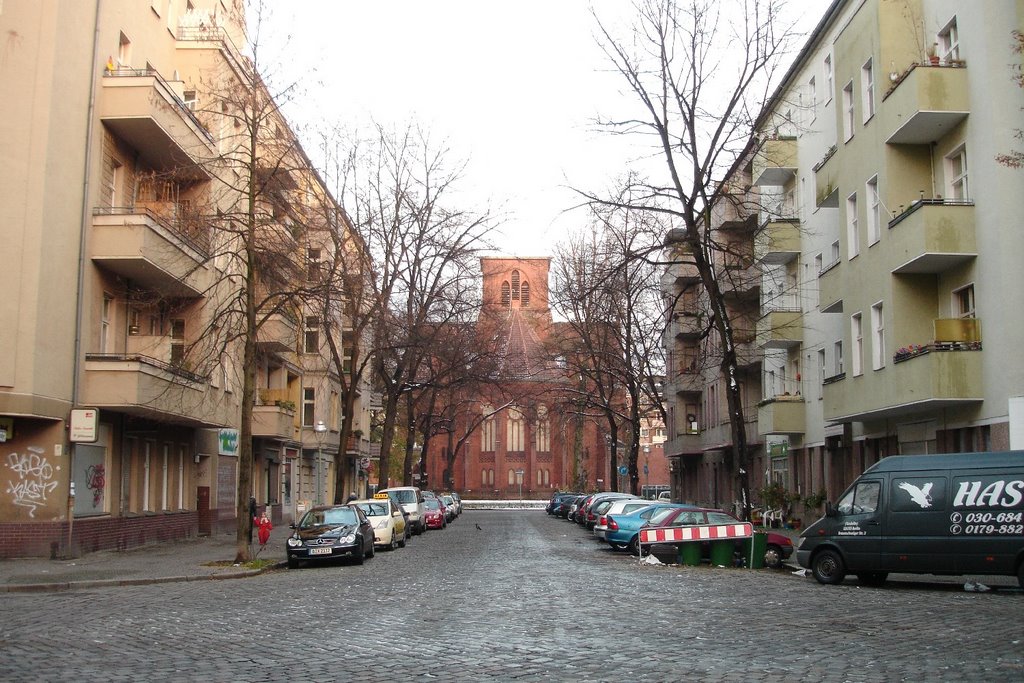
left=639, top=522, right=753, bottom=545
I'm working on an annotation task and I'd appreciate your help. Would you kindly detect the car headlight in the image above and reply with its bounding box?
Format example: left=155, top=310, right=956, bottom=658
left=287, top=536, right=302, bottom=548
left=343, top=534, right=356, bottom=544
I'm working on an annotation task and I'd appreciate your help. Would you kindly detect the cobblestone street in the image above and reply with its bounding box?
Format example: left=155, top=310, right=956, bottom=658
left=2, top=509, right=1022, bottom=682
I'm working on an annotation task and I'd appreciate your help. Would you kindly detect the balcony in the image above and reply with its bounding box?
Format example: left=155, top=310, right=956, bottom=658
left=670, top=312, right=703, bottom=339
left=755, top=218, right=801, bottom=265
left=887, top=200, right=976, bottom=274
left=734, top=335, right=762, bottom=369
left=719, top=263, right=760, bottom=300
left=92, top=207, right=211, bottom=297
left=824, top=346, right=982, bottom=422
left=99, top=69, right=216, bottom=176
left=252, top=404, right=296, bottom=440
left=883, top=64, right=969, bottom=144
left=257, top=311, right=299, bottom=353
left=752, top=137, right=798, bottom=186
left=671, top=371, right=703, bottom=395
left=664, top=257, right=701, bottom=284
left=756, top=309, right=803, bottom=349
left=813, top=145, right=839, bottom=209
left=81, top=353, right=232, bottom=428
left=663, top=432, right=702, bottom=457
left=817, top=259, right=843, bottom=313
left=757, top=395, right=806, bottom=435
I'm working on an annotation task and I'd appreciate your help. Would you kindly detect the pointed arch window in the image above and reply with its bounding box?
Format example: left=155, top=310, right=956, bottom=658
left=521, top=281, right=531, bottom=308
left=534, top=404, right=550, bottom=452
left=501, top=282, right=511, bottom=308
left=507, top=406, right=525, bottom=452
left=511, top=270, right=521, bottom=299
left=481, top=405, right=496, bottom=452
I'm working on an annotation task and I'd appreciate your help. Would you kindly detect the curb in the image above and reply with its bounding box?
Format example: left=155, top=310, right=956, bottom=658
left=0, top=560, right=288, bottom=594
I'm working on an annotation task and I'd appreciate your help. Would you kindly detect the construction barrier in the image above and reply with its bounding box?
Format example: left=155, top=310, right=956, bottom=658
left=640, top=522, right=754, bottom=568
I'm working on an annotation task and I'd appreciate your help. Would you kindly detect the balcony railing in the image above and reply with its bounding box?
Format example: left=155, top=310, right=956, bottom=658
left=95, top=205, right=211, bottom=254
left=85, top=352, right=207, bottom=384
left=887, top=199, right=976, bottom=274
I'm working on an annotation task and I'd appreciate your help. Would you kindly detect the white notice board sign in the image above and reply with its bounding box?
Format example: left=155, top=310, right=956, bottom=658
left=70, top=409, right=99, bottom=443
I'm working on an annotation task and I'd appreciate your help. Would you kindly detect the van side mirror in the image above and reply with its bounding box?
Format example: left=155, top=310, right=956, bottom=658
left=824, top=501, right=836, bottom=518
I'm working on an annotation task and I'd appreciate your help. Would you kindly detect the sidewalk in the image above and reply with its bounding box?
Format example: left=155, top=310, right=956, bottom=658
left=0, top=533, right=286, bottom=593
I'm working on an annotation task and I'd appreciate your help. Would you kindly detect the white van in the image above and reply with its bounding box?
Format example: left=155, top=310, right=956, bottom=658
left=380, top=486, right=427, bottom=535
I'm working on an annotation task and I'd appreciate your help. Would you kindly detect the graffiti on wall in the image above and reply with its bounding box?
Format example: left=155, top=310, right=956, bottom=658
left=86, top=463, right=106, bottom=508
left=5, top=447, right=59, bottom=517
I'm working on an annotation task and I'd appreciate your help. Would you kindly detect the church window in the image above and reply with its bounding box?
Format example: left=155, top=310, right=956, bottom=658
left=511, top=270, right=520, bottom=299
left=501, top=282, right=511, bottom=308
left=521, top=281, right=530, bottom=307
left=507, top=406, right=525, bottom=452
left=481, top=406, right=496, bottom=452
left=534, top=404, right=550, bottom=452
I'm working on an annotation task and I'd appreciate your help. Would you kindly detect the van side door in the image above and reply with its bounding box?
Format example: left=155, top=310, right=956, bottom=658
left=885, top=475, right=949, bottom=573
left=832, top=479, right=883, bottom=571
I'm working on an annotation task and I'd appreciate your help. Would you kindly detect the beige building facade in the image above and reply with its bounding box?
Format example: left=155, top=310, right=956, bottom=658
left=0, top=1, right=366, bottom=557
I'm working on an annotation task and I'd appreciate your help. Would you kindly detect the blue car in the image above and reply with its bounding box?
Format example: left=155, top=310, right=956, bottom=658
left=604, top=503, right=699, bottom=554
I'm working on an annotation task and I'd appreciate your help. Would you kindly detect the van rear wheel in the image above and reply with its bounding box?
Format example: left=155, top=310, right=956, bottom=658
left=811, top=549, right=846, bottom=585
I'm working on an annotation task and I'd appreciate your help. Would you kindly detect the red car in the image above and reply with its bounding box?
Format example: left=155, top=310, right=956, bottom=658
left=423, top=498, right=447, bottom=530
left=645, top=507, right=794, bottom=568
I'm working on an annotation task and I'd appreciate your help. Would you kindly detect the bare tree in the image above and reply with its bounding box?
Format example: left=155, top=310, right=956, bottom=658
left=585, top=0, right=805, bottom=518
left=996, top=30, right=1023, bottom=169
left=551, top=198, right=667, bottom=495
left=333, top=124, right=496, bottom=490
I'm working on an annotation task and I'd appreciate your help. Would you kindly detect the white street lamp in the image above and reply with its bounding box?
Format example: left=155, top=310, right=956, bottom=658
left=314, top=420, right=327, bottom=505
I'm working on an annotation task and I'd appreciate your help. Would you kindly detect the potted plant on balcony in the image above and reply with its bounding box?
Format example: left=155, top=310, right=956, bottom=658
left=927, top=43, right=940, bottom=65
left=274, top=399, right=296, bottom=412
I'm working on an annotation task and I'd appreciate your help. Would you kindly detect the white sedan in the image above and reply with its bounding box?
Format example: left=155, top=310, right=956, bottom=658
left=353, top=497, right=408, bottom=551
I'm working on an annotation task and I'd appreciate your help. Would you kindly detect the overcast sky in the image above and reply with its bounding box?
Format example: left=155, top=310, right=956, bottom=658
left=260, top=1, right=828, bottom=257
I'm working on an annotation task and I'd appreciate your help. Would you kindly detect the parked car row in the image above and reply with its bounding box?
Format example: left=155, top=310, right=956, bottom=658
left=548, top=490, right=794, bottom=569
left=285, top=486, right=463, bottom=569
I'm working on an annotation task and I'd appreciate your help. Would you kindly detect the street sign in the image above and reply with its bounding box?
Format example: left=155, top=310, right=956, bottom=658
left=618, top=465, right=628, bottom=475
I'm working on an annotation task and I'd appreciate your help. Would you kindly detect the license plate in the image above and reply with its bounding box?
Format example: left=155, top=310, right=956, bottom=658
left=308, top=547, right=333, bottom=556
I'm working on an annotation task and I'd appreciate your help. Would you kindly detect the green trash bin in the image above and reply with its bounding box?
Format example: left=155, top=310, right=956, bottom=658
left=678, top=542, right=701, bottom=566
left=747, top=531, right=768, bottom=569
left=709, top=539, right=734, bottom=567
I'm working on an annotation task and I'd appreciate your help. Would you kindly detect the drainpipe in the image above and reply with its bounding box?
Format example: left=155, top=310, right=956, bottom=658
left=67, top=0, right=104, bottom=557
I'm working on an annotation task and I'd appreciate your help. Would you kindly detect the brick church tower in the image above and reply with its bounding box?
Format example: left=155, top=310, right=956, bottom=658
left=424, top=257, right=608, bottom=498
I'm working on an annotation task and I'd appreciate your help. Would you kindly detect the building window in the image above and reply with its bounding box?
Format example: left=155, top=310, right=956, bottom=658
left=302, top=387, right=315, bottom=427
left=938, top=18, right=959, bottom=63
left=834, top=341, right=844, bottom=376
left=861, top=58, right=875, bottom=122
left=851, top=313, right=863, bottom=376
left=842, top=81, right=854, bottom=141
left=807, top=76, right=817, bottom=123
left=521, top=281, right=531, bottom=308
left=170, top=319, right=185, bottom=364
left=101, top=294, right=113, bottom=353
left=534, top=405, right=550, bottom=452
left=817, top=349, right=826, bottom=394
left=871, top=302, right=885, bottom=370
left=948, top=146, right=969, bottom=200
left=117, top=31, right=132, bottom=68
left=511, top=270, right=520, bottom=300
left=846, top=193, right=859, bottom=259
left=866, top=176, right=881, bottom=244
left=823, top=54, right=833, bottom=104
left=508, top=469, right=516, bottom=486
left=955, top=284, right=975, bottom=318
left=304, top=316, right=319, bottom=353
left=177, top=445, right=186, bottom=510
left=161, top=444, right=170, bottom=511
left=507, top=407, right=524, bottom=452
left=829, top=240, right=840, bottom=266
left=142, top=441, right=152, bottom=512
left=501, top=282, right=511, bottom=308
left=307, top=248, right=322, bottom=282
left=481, top=406, right=496, bottom=452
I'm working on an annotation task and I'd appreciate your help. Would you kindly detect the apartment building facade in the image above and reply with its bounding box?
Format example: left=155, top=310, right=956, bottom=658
left=0, top=1, right=366, bottom=557
left=663, top=0, right=1024, bottom=520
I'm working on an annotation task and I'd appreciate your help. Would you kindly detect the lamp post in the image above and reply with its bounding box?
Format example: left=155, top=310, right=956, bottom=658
left=643, top=445, right=650, bottom=497
left=314, top=420, right=327, bottom=505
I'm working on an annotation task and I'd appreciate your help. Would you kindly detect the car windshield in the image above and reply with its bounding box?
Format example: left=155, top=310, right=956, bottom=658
left=707, top=512, right=738, bottom=525
left=442, top=496, right=454, bottom=505
left=424, top=499, right=440, bottom=510
left=357, top=502, right=390, bottom=517
left=301, top=507, right=357, bottom=528
left=648, top=507, right=677, bottom=525
left=389, top=490, right=416, bottom=504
